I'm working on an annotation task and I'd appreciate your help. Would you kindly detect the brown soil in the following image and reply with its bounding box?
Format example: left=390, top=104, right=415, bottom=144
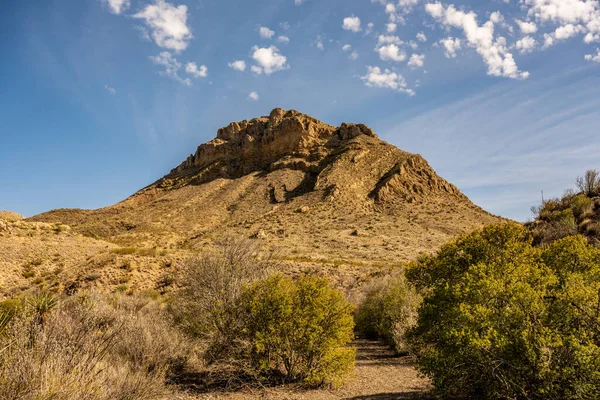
left=177, top=340, right=432, bottom=400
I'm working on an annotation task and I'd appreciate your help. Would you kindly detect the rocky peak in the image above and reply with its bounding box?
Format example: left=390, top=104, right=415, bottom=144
left=145, top=108, right=465, bottom=208
left=165, top=109, right=378, bottom=184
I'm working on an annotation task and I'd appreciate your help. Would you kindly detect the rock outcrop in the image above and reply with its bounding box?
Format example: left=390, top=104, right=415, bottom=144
left=162, top=109, right=377, bottom=187
left=152, top=108, right=462, bottom=206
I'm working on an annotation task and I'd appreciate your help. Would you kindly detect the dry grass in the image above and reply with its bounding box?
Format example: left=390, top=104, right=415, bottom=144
left=0, top=292, right=195, bottom=400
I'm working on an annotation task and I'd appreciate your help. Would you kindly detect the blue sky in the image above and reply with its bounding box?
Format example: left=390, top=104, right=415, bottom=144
left=1, top=0, right=599, bottom=221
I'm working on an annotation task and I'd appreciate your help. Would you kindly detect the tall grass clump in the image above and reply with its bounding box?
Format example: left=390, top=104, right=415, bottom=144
left=0, top=292, right=193, bottom=400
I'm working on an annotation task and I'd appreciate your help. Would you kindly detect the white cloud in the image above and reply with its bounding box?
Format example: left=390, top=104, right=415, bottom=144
left=440, top=37, right=462, bottom=58
left=409, top=40, right=419, bottom=49
left=280, top=22, right=291, bottom=30
left=398, top=0, right=420, bottom=12
left=277, top=35, right=290, bottom=43
left=104, top=84, right=116, bottom=95
left=228, top=60, right=246, bottom=71
left=248, top=91, right=260, bottom=101
left=521, top=0, right=600, bottom=44
left=295, top=0, right=305, bottom=5
left=361, top=66, right=415, bottom=95
left=515, top=19, right=538, bottom=34
left=133, top=0, right=192, bottom=52
left=585, top=48, right=600, bottom=62
left=376, top=44, right=407, bottom=62
left=386, top=23, right=397, bottom=32
left=425, top=2, right=444, bottom=18
left=516, top=36, right=537, bottom=53
left=408, top=53, right=425, bottom=68
left=522, top=0, right=599, bottom=26
left=251, top=45, right=289, bottom=74
left=350, top=51, right=359, bottom=60
left=185, top=62, right=207, bottom=78
left=366, top=22, right=375, bottom=35
left=315, top=35, right=324, bottom=50
left=342, top=44, right=352, bottom=51
left=426, top=2, right=529, bottom=79
left=104, top=0, right=130, bottom=14
left=543, top=23, right=585, bottom=47
left=259, top=26, right=275, bottom=39
left=417, top=32, right=427, bottom=42
left=378, top=35, right=404, bottom=45
left=343, top=16, right=362, bottom=32
left=585, top=32, right=600, bottom=43
left=149, top=51, right=191, bottom=85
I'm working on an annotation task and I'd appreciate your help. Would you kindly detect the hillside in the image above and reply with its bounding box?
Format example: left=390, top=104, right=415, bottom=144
left=13, top=108, right=502, bottom=296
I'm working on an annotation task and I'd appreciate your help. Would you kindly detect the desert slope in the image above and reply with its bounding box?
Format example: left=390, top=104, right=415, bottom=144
left=21, top=108, right=502, bottom=294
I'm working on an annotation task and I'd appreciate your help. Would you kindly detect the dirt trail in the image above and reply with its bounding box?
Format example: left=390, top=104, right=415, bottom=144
left=182, top=339, right=432, bottom=400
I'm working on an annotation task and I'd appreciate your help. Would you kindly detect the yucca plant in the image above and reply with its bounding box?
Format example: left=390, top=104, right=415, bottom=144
left=27, top=292, right=58, bottom=327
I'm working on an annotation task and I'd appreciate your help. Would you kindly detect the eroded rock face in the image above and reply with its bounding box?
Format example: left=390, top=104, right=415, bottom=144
left=150, top=108, right=464, bottom=206
left=370, top=155, right=463, bottom=204
left=167, top=109, right=376, bottom=183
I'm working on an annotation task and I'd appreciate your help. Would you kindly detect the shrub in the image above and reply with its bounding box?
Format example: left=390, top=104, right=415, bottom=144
left=0, top=292, right=193, bottom=400
left=570, top=195, right=593, bottom=218
left=174, top=238, right=272, bottom=362
left=576, top=169, right=600, bottom=197
left=354, top=275, right=420, bottom=354
left=240, top=274, right=355, bottom=387
left=406, top=223, right=600, bottom=400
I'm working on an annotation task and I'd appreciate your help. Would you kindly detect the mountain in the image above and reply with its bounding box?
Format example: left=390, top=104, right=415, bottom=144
left=6, top=109, right=501, bottom=297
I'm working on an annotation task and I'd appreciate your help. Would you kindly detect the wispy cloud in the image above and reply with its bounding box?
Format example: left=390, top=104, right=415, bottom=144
left=379, top=70, right=600, bottom=220
left=149, top=51, right=191, bottom=85
left=104, top=84, right=116, bottom=95
left=104, top=0, right=130, bottom=15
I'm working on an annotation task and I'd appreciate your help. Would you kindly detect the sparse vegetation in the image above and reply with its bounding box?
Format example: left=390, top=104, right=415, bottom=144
left=406, top=223, right=600, bottom=399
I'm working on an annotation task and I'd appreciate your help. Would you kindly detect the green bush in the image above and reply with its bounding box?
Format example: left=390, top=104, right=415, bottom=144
left=240, top=274, right=355, bottom=387
left=570, top=195, right=592, bottom=218
left=354, top=276, right=420, bottom=354
left=406, top=223, right=600, bottom=399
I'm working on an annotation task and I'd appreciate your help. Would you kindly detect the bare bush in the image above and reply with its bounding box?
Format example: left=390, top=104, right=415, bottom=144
left=174, top=238, right=274, bottom=363
left=0, top=292, right=193, bottom=400
left=576, top=169, right=600, bottom=197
